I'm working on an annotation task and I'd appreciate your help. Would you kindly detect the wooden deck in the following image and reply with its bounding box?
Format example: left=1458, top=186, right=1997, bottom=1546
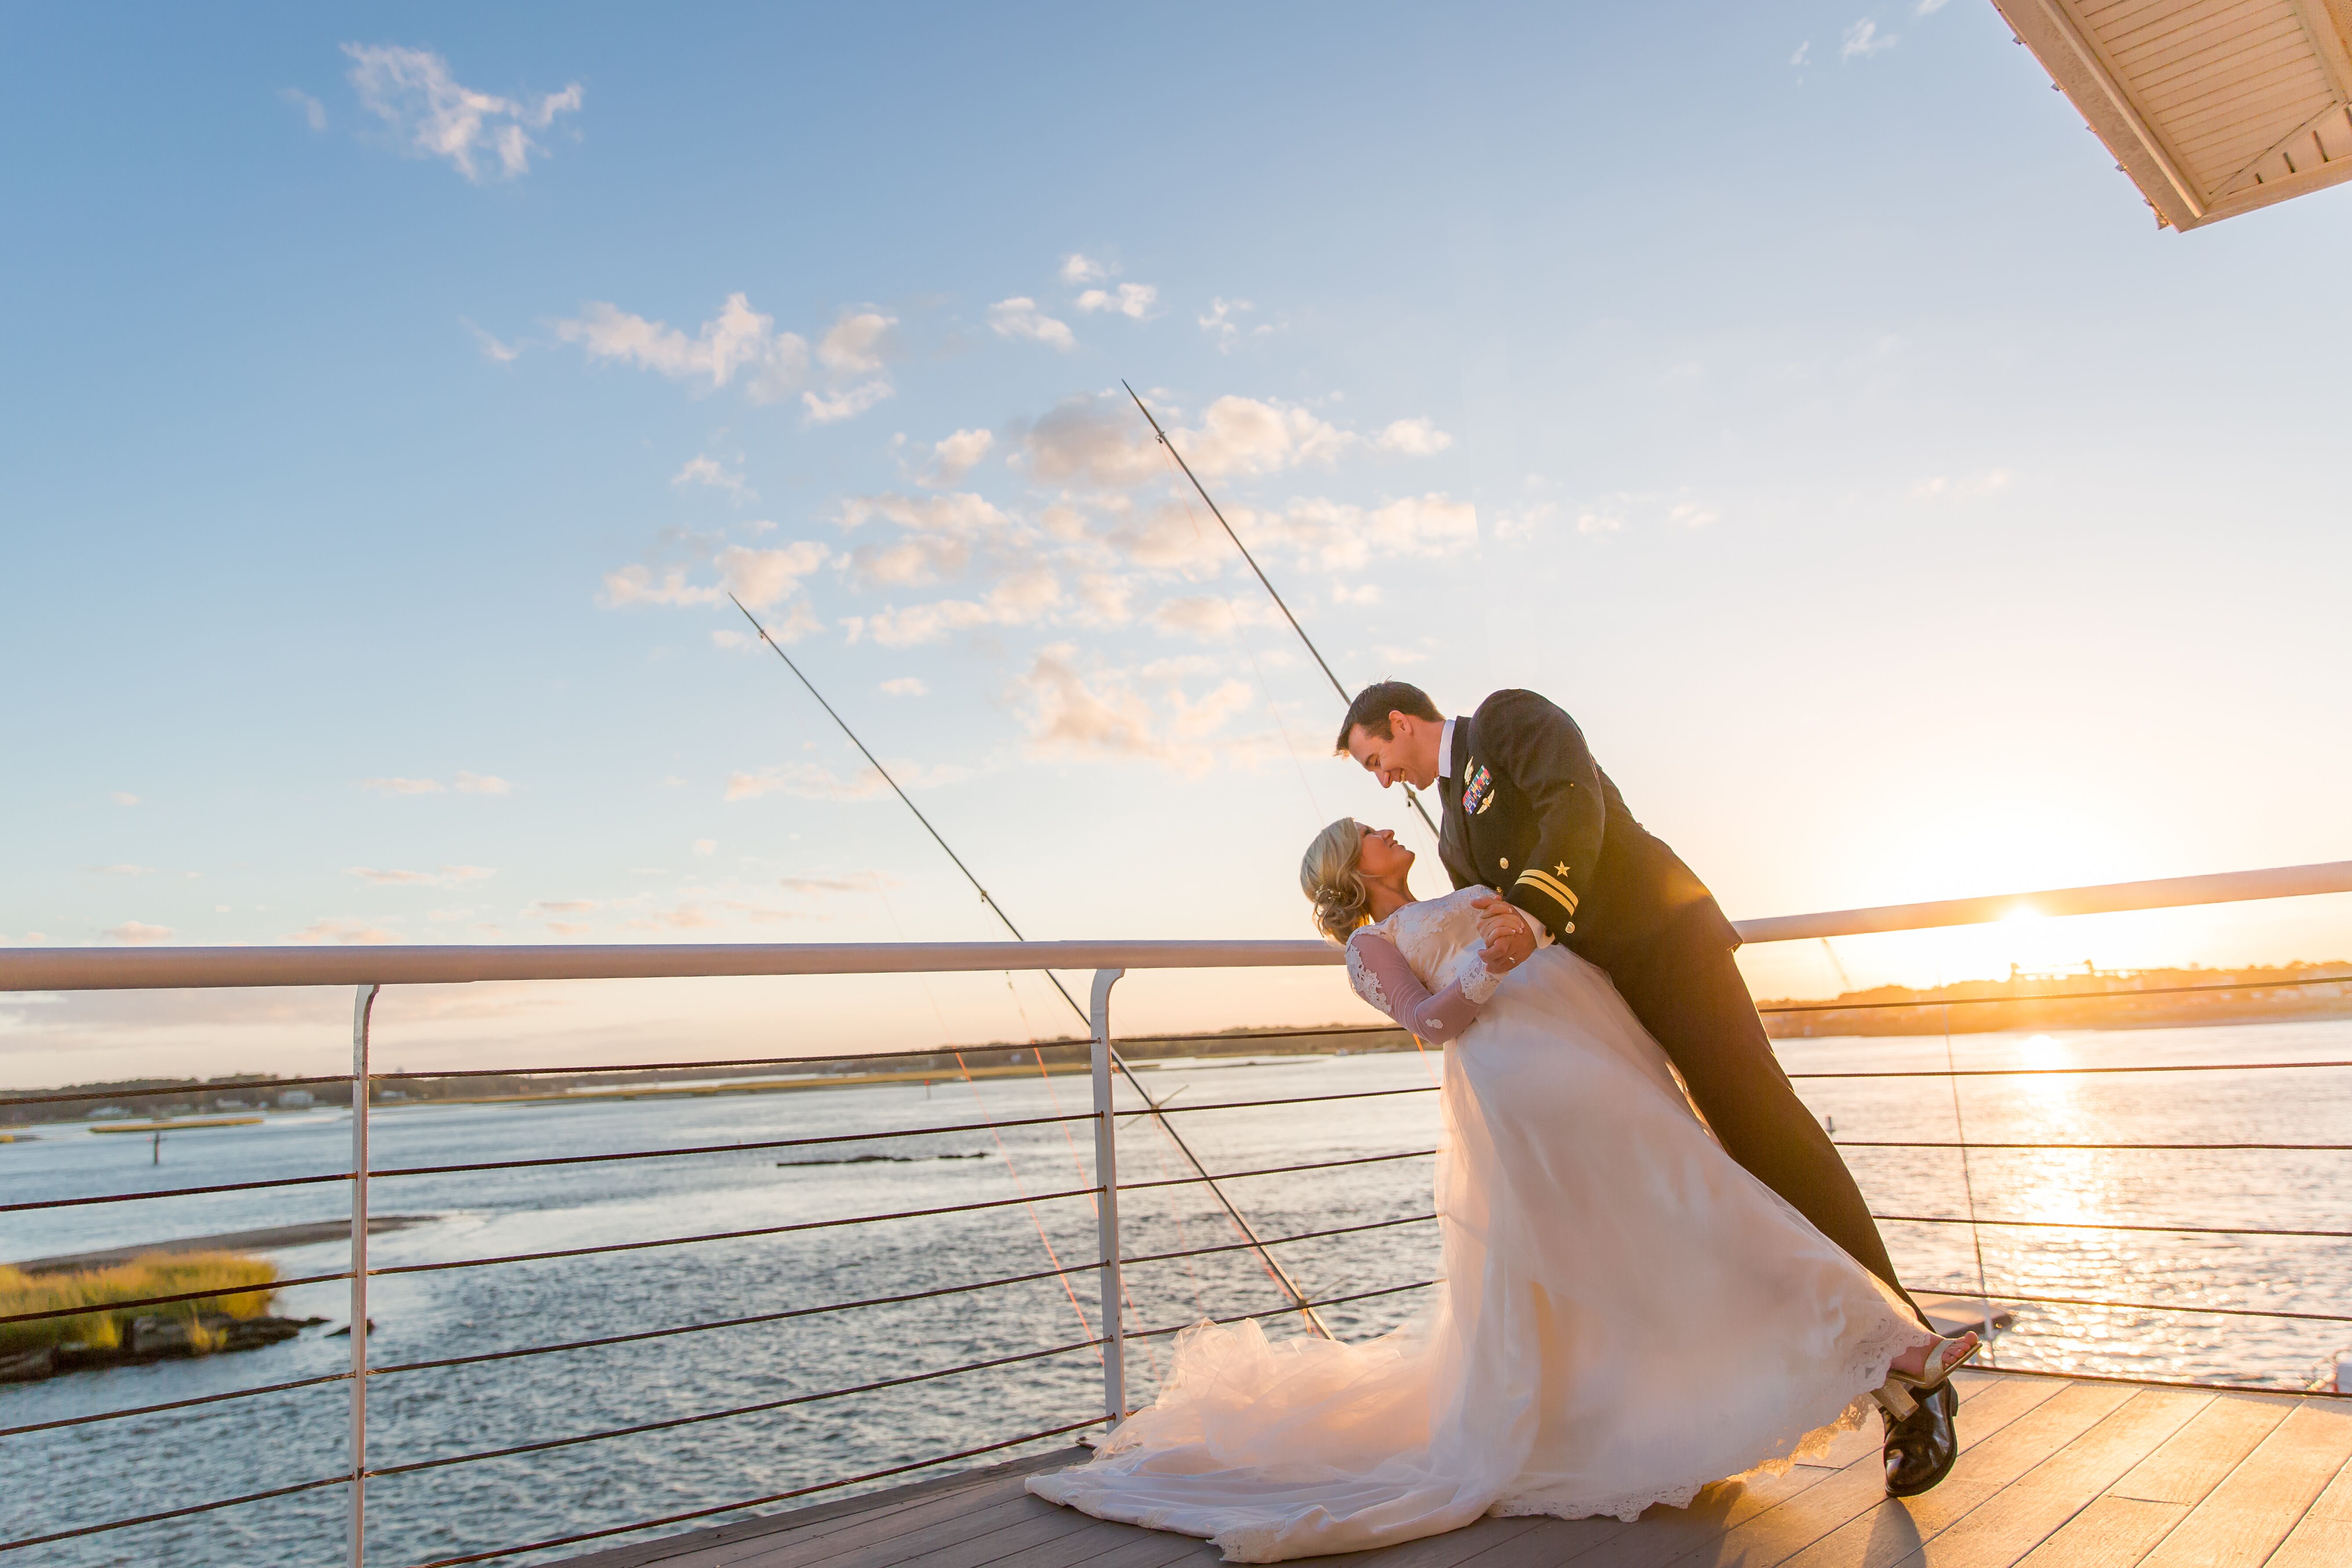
left=562, top=1371, right=2352, bottom=1568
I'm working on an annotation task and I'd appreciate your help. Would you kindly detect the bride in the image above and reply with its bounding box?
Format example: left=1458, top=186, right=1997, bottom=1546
left=1028, top=818, right=1976, bottom=1562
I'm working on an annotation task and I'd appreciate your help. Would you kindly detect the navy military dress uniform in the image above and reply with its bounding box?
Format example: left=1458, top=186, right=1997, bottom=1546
left=1437, top=689, right=1917, bottom=1317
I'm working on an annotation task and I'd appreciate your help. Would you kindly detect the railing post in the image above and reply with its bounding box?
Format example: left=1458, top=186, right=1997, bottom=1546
left=1089, top=968, right=1126, bottom=1427
left=350, top=983, right=379, bottom=1568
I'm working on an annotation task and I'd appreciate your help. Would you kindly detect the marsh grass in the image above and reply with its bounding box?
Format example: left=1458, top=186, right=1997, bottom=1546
left=0, top=1251, right=278, bottom=1353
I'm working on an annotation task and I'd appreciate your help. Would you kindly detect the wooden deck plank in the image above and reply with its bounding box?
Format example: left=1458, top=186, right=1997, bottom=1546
left=2264, top=1516, right=2352, bottom=1568
left=562, top=1449, right=1082, bottom=1568
left=2104, top=1392, right=2296, bottom=1507
left=1798, top=1387, right=2210, bottom=1568
left=2132, top=1400, right=2352, bottom=1568
left=1684, top=1373, right=2088, bottom=1568
left=1532, top=1375, right=2011, bottom=1568
left=1313, top=1514, right=1564, bottom=1567
left=743, top=1488, right=1100, bottom=1568
left=2011, top=1496, right=2187, bottom=1568
left=556, top=1378, right=2351, bottom=1568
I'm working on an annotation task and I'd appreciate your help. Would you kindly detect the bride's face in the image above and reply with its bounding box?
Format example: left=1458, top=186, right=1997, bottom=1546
left=1357, top=824, right=1414, bottom=881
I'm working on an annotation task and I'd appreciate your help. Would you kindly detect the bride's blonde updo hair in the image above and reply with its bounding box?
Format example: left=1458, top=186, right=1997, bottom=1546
left=1300, top=817, right=1370, bottom=944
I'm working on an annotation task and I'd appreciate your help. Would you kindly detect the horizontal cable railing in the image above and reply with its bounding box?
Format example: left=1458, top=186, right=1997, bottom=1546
left=372, top=1184, right=1101, bottom=1277
left=4, top=858, right=2347, bottom=1567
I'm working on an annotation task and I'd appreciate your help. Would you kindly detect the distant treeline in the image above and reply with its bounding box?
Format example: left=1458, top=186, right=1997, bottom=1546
left=1, top=1022, right=1408, bottom=1126
left=1759, top=961, right=2352, bottom=1038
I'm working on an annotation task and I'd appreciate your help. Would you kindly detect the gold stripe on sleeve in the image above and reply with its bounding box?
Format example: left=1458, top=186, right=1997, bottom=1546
left=1515, top=868, right=1579, bottom=914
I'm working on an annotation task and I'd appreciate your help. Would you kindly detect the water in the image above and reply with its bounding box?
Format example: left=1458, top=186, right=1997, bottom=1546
left=4, top=1019, right=2347, bottom=1565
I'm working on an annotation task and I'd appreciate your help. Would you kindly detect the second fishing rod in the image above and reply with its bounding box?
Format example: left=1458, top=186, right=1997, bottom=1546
left=727, top=592, right=1335, bottom=1340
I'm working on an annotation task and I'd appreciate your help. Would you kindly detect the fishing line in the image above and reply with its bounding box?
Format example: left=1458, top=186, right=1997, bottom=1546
left=1123, top=382, right=1441, bottom=845
left=1155, top=447, right=1327, bottom=830
left=1941, top=993, right=1998, bottom=1363
left=728, top=594, right=1333, bottom=1337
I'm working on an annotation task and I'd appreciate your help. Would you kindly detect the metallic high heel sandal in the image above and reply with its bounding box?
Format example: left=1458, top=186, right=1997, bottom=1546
left=1870, top=1331, right=1981, bottom=1420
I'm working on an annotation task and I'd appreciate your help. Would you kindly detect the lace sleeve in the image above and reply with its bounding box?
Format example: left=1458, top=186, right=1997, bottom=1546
left=1348, top=930, right=1493, bottom=1041
left=1344, top=932, right=1391, bottom=1016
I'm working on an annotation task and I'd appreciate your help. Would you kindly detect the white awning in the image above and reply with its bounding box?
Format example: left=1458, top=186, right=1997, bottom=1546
left=1993, top=0, right=2352, bottom=228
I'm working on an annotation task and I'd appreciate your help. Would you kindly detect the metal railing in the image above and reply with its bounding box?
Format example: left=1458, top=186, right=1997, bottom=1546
left=2, top=857, right=2347, bottom=1564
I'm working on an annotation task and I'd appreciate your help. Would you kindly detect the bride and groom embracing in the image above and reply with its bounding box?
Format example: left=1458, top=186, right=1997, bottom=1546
left=1028, top=681, right=1977, bottom=1562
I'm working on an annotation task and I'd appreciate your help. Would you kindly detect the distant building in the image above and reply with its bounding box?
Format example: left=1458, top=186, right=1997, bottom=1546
left=87, top=1106, right=131, bottom=1120
left=277, top=1090, right=314, bottom=1108
left=215, top=1098, right=250, bottom=1110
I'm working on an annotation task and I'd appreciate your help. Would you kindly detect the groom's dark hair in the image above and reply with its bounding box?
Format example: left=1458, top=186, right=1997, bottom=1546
left=1335, top=681, right=1442, bottom=751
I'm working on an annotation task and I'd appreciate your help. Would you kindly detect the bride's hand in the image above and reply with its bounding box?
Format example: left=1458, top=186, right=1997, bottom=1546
left=1470, top=895, right=1532, bottom=972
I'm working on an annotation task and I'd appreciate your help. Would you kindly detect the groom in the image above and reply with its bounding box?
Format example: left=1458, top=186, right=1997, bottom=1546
left=1339, top=680, right=1962, bottom=1497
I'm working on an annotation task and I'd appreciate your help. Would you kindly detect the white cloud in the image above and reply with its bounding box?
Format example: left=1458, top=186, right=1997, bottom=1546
left=1199, top=297, right=1262, bottom=352
left=1331, top=583, right=1383, bottom=606
left=1017, top=393, right=1352, bottom=489
left=342, top=44, right=581, bottom=182
left=601, top=540, right=831, bottom=611
left=724, top=759, right=969, bottom=801
left=1915, top=0, right=1949, bottom=12
left=1077, top=283, right=1158, bottom=319
left=106, top=922, right=174, bottom=944
left=920, top=428, right=995, bottom=487
left=802, top=378, right=893, bottom=425
left=1790, top=41, right=1812, bottom=66
left=780, top=872, right=892, bottom=894
left=1160, top=396, right=1353, bottom=479
left=880, top=676, right=929, bottom=697
left=359, top=776, right=445, bottom=795
left=286, top=917, right=402, bottom=944
left=1072, top=573, right=1135, bottom=627
left=1061, top=253, right=1109, bottom=284
left=94, top=864, right=156, bottom=877
left=356, top=772, right=512, bottom=796
left=464, top=319, right=521, bottom=363
left=854, top=571, right=1063, bottom=647
left=1377, top=417, right=1453, bottom=456
left=692, top=839, right=717, bottom=855
left=837, top=492, right=1011, bottom=587
left=816, top=311, right=895, bottom=374
left=1147, top=595, right=1286, bottom=642
left=1009, top=645, right=1251, bottom=772
left=989, top=297, right=1075, bottom=351
left=281, top=88, right=328, bottom=131
left=1232, top=493, right=1479, bottom=570
left=533, top=899, right=600, bottom=914
left=109, top=791, right=139, bottom=806
left=1018, top=399, right=1164, bottom=488
left=345, top=864, right=496, bottom=888
left=545, top=921, right=593, bottom=937
left=1841, top=19, right=1896, bottom=59
left=554, top=293, right=811, bottom=402
left=672, top=453, right=750, bottom=500
left=1013, top=645, right=1160, bottom=762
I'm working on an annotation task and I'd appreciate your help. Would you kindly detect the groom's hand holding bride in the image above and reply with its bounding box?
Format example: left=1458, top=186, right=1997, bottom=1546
left=1470, top=893, right=1536, bottom=973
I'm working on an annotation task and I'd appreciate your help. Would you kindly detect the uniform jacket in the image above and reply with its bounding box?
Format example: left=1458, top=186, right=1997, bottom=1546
left=1437, top=689, right=1738, bottom=969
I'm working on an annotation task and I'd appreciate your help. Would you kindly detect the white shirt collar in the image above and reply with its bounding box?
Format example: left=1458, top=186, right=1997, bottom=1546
left=1437, top=717, right=1456, bottom=784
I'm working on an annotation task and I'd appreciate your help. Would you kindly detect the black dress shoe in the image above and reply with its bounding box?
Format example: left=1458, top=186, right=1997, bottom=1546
left=1883, top=1378, right=1958, bottom=1497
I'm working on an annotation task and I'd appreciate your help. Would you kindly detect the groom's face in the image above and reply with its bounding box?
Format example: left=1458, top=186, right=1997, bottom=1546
left=1345, top=713, right=1440, bottom=791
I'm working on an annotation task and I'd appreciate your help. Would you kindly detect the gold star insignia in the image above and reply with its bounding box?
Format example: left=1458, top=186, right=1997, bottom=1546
left=1553, top=862, right=1571, bottom=878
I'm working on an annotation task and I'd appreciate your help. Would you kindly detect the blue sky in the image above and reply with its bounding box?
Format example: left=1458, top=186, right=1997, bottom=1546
left=5, top=4, right=2348, bottom=1080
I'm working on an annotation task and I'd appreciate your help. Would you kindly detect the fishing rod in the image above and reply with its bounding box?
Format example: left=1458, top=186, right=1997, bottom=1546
left=726, top=593, right=1334, bottom=1338
left=1122, top=380, right=1444, bottom=843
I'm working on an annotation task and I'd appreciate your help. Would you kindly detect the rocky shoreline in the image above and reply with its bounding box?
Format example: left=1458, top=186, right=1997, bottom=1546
left=0, top=1310, right=328, bottom=1384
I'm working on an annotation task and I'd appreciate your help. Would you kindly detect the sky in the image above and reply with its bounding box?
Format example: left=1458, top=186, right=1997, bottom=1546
left=4, top=3, right=2348, bottom=1085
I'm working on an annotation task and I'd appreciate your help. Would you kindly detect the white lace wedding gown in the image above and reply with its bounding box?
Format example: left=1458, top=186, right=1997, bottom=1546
left=1028, top=888, right=1922, bottom=1562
